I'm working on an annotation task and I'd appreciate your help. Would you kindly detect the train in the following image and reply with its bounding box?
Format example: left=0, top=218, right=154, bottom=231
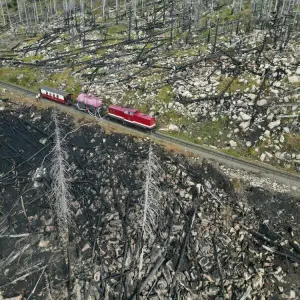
left=39, top=86, right=156, bottom=129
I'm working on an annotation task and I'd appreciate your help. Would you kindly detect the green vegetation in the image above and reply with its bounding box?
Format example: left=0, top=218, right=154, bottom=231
left=231, top=178, right=243, bottom=193
left=158, top=115, right=232, bottom=146
left=0, top=67, right=38, bottom=88
left=0, top=67, right=81, bottom=100
left=223, top=148, right=241, bottom=157
left=172, top=47, right=198, bottom=58
left=217, top=75, right=257, bottom=94
left=285, top=134, right=300, bottom=152
left=248, top=147, right=257, bottom=157
left=23, top=54, right=45, bottom=63
left=157, top=85, right=175, bottom=103
left=196, top=116, right=230, bottom=145
left=108, top=24, right=127, bottom=35
left=96, top=48, right=107, bottom=56
left=145, top=43, right=153, bottom=49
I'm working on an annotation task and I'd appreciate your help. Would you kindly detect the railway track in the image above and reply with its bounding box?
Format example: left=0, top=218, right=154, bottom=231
left=1, top=80, right=300, bottom=188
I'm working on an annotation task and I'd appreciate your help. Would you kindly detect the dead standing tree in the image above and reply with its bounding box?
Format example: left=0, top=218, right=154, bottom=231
left=137, top=143, right=163, bottom=296
left=50, top=110, right=73, bottom=297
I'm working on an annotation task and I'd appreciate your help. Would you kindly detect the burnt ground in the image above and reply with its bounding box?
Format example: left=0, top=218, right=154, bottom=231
left=0, top=101, right=300, bottom=300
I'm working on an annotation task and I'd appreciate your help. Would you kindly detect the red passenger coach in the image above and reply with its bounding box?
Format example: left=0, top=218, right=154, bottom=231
left=108, top=105, right=156, bottom=129
left=40, top=86, right=72, bottom=105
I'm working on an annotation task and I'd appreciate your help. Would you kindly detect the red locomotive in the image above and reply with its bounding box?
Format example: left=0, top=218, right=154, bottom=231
left=39, top=86, right=156, bottom=129
left=108, top=105, right=156, bottom=129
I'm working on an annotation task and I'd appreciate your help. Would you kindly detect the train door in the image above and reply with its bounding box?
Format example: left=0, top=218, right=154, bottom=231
left=65, top=94, right=72, bottom=105
left=124, top=111, right=134, bottom=122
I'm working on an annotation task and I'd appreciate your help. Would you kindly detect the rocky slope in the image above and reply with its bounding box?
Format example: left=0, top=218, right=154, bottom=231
left=0, top=101, right=300, bottom=299
left=0, top=6, right=300, bottom=172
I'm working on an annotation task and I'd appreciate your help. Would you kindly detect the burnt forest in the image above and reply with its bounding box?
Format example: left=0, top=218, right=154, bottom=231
left=0, top=0, right=300, bottom=299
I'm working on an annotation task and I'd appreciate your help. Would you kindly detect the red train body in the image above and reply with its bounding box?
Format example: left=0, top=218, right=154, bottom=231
left=39, top=87, right=156, bottom=129
left=108, top=105, right=156, bottom=129
left=40, top=86, right=72, bottom=105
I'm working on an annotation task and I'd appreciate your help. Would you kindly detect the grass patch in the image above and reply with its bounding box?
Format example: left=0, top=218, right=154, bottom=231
left=25, top=33, right=44, bottom=44
left=158, top=115, right=234, bottom=146
left=285, top=134, right=300, bottom=152
left=145, top=43, right=153, bottom=49
left=96, top=48, right=107, bottom=56
left=0, top=67, right=38, bottom=88
left=248, top=147, right=258, bottom=157
left=0, top=67, right=81, bottom=101
left=217, top=76, right=257, bottom=94
left=157, top=85, right=175, bottom=103
left=231, top=178, right=243, bottom=193
left=223, top=148, right=241, bottom=157
left=172, top=47, right=198, bottom=58
left=23, top=54, right=45, bottom=63
left=108, top=24, right=127, bottom=36
left=197, top=116, right=230, bottom=145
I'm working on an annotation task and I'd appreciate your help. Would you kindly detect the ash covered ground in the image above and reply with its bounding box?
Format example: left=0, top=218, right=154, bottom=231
left=0, top=102, right=300, bottom=300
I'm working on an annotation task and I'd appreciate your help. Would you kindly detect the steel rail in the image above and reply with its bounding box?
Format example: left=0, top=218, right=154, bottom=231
left=1, top=80, right=300, bottom=187
left=153, top=132, right=300, bottom=185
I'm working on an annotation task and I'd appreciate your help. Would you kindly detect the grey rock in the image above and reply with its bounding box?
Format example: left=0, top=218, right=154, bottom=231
left=239, top=112, right=251, bottom=121
left=166, top=260, right=175, bottom=272
left=199, top=257, right=212, bottom=272
left=268, top=120, right=281, bottom=129
left=288, top=76, right=300, bottom=83
left=257, top=99, right=268, bottom=106
left=208, top=286, right=220, bottom=296
left=239, top=121, right=250, bottom=131
left=260, top=153, right=266, bottom=162
left=229, top=140, right=237, bottom=147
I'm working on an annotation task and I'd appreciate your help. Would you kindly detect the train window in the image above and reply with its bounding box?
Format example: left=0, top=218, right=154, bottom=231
left=46, top=91, right=48, bottom=95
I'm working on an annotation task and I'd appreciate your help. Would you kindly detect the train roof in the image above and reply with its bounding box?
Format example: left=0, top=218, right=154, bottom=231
left=77, top=93, right=103, bottom=108
left=135, top=112, right=155, bottom=120
left=40, top=86, right=72, bottom=96
left=109, top=105, right=155, bottom=120
left=109, top=105, right=138, bottom=113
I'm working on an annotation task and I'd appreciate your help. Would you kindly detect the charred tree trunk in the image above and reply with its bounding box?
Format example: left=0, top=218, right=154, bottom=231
left=170, top=0, right=174, bottom=44
left=212, top=17, right=219, bottom=53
